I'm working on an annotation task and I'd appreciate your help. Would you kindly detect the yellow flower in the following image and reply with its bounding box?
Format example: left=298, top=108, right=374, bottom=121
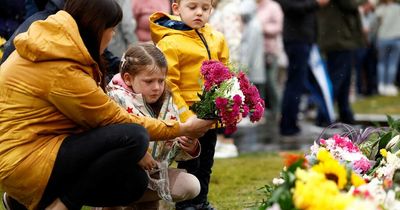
left=380, top=148, right=387, bottom=157
left=312, top=159, right=348, bottom=189
left=350, top=172, right=366, bottom=187
left=293, top=169, right=353, bottom=210
left=317, top=148, right=335, bottom=162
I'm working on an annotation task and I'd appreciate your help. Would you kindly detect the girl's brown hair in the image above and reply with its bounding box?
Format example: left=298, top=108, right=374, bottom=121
left=121, top=43, right=168, bottom=116
left=120, top=43, right=167, bottom=76
left=64, top=0, right=122, bottom=89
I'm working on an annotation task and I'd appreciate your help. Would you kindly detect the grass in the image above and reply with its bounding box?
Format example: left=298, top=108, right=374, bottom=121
left=352, top=95, right=400, bottom=115
left=208, top=152, right=283, bottom=210
left=0, top=152, right=283, bottom=210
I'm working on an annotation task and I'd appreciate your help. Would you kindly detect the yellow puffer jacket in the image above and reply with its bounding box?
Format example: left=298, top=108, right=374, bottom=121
left=0, top=11, right=179, bottom=209
left=150, top=12, right=229, bottom=122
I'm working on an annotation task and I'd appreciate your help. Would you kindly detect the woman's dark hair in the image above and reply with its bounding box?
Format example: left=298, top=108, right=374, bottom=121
left=64, top=0, right=122, bottom=89
left=120, top=43, right=168, bottom=116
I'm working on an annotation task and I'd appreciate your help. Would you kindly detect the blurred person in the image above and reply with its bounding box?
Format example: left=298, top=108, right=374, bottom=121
left=239, top=0, right=265, bottom=100
left=107, top=0, right=137, bottom=57
left=209, top=0, right=242, bottom=159
left=354, top=1, right=379, bottom=96
left=256, top=0, right=284, bottom=119
left=149, top=0, right=229, bottom=208
left=1, top=0, right=64, bottom=64
left=209, top=0, right=242, bottom=63
left=277, top=0, right=330, bottom=136
left=375, top=0, right=400, bottom=96
left=0, top=0, right=215, bottom=209
left=132, top=0, right=171, bottom=42
left=318, top=0, right=368, bottom=124
left=0, top=0, right=25, bottom=39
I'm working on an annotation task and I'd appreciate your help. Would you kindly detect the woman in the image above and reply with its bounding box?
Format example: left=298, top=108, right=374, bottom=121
left=0, top=0, right=214, bottom=209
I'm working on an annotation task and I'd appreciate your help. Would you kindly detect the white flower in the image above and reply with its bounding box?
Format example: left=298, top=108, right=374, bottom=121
left=386, top=135, right=400, bottom=150
left=222, top=77, right=245, bottom=100
left=272, top=178, right=285, bottom=185
left=266, top=203, right=281, bottom=210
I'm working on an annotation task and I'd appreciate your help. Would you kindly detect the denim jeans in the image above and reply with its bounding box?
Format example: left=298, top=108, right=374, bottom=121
left=377, top=38, right=400, bottom=86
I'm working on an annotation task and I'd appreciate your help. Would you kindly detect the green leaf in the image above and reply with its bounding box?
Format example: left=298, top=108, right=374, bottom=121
left=378, top=132, right=394, bottom=151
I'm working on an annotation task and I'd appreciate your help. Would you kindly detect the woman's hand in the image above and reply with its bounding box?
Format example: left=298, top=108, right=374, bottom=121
left=177, top=136, right=199, bottom=156
left=179, top=115, right=216, bottom=139
left=138, top=152, right=158, bottom=171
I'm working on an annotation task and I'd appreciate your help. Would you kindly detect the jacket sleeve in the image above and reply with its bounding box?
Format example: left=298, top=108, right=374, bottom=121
left=157, top=39, right=195, bottom=122
left=218, top=35, right=230, bottom=66
left=47, top=68, right=180, bottom=140
left=336, top=0, right=367, bottom=11
left=277, top=0, right=319, bottom=15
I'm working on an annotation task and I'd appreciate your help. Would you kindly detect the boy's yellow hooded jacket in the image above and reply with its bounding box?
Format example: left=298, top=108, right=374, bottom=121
left=0, top=11, right=179, bottom=209
left=150, top=12, right=229, bottom=122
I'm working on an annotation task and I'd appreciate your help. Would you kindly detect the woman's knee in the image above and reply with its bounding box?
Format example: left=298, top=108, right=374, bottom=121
left=169, top=170, right=200, bottom=202
left=117, top=123, right=149, bottom=152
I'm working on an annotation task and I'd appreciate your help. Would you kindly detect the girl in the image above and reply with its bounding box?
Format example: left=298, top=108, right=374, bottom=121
left=106, top=43, right=201, bottom=209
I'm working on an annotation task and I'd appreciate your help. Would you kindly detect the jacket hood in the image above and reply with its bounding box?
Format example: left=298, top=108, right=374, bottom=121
left=14, top=10, right=95, bottom=67
left=150, top=12, right=211, bottom=44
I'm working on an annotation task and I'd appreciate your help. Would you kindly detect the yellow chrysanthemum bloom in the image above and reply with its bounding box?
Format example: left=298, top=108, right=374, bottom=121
left=351, top=172, right=366, bottom=187
left=294, top=169, right=354, bottom=210
left=380, top=148, right=387, bottom=157
left=316, top=148, right=334, bottom=162
left=312, top=159, right=348, bottom=189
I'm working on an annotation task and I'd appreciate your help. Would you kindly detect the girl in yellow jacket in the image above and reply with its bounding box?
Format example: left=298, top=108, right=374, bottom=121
left=0, top=0, right=214, bottom=209
left=150, top=0, right=230, bottom=209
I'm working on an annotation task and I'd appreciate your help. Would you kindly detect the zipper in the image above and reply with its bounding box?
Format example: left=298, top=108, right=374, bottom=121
left=195, top=30, right=211, bottom=60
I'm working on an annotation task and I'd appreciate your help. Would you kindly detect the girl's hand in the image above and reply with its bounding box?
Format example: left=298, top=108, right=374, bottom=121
left=138, top=152, right=158, bottom=171
left=177, top=136, right=199, bottom=156
left=179, top=115, right=216, bottom=139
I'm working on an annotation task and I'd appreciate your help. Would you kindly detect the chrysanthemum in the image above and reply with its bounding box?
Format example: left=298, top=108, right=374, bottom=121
left=294, top=169, right=353, bottom=210
left=351, top=172, right=366, bottom=187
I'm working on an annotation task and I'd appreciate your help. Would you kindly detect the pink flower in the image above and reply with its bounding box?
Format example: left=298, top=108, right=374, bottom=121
left=201, top=60, right=233, bottom=91
left=216, top=97, right=228, bottom=108
left=353, top=159, right=371, bottom=173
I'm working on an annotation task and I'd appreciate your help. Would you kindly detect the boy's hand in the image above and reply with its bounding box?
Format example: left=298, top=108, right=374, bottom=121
left=138, top=152, right=158, bottom=171
left=177, top=136, right=199, bottom=155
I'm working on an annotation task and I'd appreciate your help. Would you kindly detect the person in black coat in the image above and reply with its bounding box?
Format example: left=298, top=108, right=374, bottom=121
left=277, top=0, right=330, bottom=136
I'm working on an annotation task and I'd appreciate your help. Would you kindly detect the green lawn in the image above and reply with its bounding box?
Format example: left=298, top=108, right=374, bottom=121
left=0, top=152, right=283, bottom=210
left=352, top=95, right=400, bottom=115
left=208, top=152, right=283, bottom=209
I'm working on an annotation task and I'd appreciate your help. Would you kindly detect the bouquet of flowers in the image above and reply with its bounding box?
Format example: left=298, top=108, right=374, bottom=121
left=257, top=118, right=400, bottom=210
left=190, top=60, right=265, bottom=134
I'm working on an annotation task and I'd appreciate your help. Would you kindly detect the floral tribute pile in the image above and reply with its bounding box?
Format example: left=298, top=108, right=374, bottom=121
left=190, top=60, right=265, bottom=134
left=258, top=117, right=400, bottom=210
